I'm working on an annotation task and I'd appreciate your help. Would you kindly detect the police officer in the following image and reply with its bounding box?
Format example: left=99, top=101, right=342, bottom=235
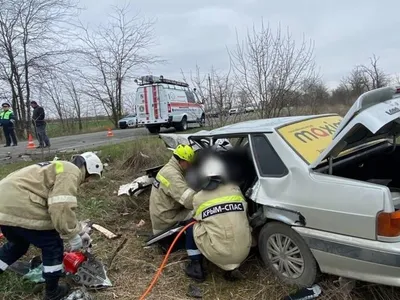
left=149, top=144, right=196, bottom=235
left=0, top=152, right=103, bottom=300
left=0, top=102, right=17, bottom=147
left=184, top=155, right=252, bottom=282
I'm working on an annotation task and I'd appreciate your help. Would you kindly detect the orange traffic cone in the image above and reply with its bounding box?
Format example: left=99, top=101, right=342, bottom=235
left=27, top=133, right=36, bottom=149
left=107, top=128, right=114, bottom=137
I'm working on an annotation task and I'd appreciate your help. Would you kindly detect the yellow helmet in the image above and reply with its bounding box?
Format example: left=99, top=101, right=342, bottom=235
left=173, top=144, right=195, bottom=163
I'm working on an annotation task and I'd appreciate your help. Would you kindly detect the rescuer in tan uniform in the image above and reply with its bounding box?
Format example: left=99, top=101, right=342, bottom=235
left=149, top=144, right=197, bottom=235
left=0, top=152, right=103, bottom=300
left=184, top=155, right=252, bottom=282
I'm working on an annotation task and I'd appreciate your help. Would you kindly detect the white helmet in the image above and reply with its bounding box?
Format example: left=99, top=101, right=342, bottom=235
left=75, top=152, right=103, bottom=176
left=200, top=155, right=227, bottom=179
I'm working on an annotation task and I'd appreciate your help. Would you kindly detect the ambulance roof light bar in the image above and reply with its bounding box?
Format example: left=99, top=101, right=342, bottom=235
left=135, top=75, right=189, bottom=88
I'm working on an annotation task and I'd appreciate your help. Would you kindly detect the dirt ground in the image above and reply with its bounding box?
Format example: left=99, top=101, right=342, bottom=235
left=1, top=136, right=400, bottom=300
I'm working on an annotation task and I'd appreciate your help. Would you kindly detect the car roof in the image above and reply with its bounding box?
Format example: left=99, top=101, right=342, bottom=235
left=191, top=113, right=337, bottom=136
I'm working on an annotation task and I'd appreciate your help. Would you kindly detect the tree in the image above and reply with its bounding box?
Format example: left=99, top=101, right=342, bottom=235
left=64, top=78, right=83, bottom=131
left=298, top=78, right=329, bottom=114
left=229, top=21, right=317, bottom=118
left=77, top=4, right=160, bottom=127
left=0, top=0, right=78, bottom=137
left=340, top=54, right=389, bottom=104
left=358, top=54, right=389, bottom=90
left=184, top=65, right=237, bottom=127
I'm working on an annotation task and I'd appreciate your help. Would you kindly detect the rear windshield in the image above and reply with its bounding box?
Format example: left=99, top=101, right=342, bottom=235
left=276, top=115, right=343, bottom=164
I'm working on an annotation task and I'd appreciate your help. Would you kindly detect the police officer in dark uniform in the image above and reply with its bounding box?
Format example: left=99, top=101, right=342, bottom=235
left=0, top=103, right=17, bottom=147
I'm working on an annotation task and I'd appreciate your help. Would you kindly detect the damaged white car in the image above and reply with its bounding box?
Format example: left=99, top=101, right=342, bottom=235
left=124, top=86, right=400, bottom=288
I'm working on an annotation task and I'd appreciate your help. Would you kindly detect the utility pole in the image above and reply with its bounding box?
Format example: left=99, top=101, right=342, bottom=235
left=208, top=74, right=212, bottom=110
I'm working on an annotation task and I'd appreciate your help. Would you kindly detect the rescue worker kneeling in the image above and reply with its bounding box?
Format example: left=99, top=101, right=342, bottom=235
left=0, top=152, right=103, bottom=300
left=149, top=144, right=196, bottom=236
left=184, top=155, right=252, bottom=281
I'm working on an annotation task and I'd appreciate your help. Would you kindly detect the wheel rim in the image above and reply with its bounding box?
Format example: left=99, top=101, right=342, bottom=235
left=183, top=120, right=187, bottom=130
left=266, top=233, right=304, bottom=279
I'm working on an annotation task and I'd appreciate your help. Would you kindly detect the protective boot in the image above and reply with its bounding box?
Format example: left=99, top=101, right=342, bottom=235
left=185, top=259, right=205, bottom=282
left=223, top=268, right=245, bottom=282
left=43, top=282, right=70, bottom=300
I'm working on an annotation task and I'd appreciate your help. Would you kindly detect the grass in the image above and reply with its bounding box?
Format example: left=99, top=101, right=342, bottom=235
left=46, top=118, right=115, bottom=138
left=2, top=120, right=400, bottom=299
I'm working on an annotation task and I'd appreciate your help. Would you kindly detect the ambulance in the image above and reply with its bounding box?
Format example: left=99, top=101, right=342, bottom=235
left=135, top=75, right=205, bottom=134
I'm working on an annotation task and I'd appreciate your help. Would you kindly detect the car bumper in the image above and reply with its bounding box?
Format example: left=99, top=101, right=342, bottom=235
left=294, top=226, right=400, bottom=287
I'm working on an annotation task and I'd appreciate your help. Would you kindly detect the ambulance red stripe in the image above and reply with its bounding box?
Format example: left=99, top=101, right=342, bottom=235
left=152, top=86, right=158, bottom=119
left=144, top=87, right=149, bottom=120
left=170, top=102, right=201, bottom=108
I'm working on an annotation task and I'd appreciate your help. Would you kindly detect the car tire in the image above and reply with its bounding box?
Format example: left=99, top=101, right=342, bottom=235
left=175, top=116, right=188, bottom=131
left=199, top=114, right=205, bottom=127
left=147, top=125, right=160, bottom=134
left=258, top=222, right=318, bottom=288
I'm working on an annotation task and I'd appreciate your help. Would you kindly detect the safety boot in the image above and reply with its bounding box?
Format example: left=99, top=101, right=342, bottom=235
left=185, top=259, right=205, bottom=282
left=223, top=268, right=245, bottom=281
left=43, top=283, right=70, bottom=300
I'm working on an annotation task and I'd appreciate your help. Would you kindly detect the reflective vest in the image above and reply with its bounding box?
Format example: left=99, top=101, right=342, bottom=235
left=0, top=110, right=12, bottom=120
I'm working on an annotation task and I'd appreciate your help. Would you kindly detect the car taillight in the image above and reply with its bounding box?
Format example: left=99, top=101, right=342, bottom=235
left=168, top=103, right=171, bottom=113
left=377, top=210, right=400, bottom=237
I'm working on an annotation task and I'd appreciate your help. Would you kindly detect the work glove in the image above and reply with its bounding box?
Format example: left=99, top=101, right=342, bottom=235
left=68, top=234, right=83, bottom=251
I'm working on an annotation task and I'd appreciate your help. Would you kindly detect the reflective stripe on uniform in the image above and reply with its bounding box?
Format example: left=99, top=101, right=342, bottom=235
left=156, top=173, right=170, bottom=187
left=195, top=195, right=244, bottom=217
left=52, top=161, right=64, bottom=174
left=187, top=249, right=201, bottom=256
left=179, top=188, right=194, bottom=205
left=48, top=195, right=77, bottom=205
left=43, top=264, right=64, bottom=273
left=0, top=259, right=8, bottom=271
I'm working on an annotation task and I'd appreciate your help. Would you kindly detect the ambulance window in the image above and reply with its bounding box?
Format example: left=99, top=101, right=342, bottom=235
left=185, top=91, right=196, bottom=103
left=251, top=134, right=288, bottom=177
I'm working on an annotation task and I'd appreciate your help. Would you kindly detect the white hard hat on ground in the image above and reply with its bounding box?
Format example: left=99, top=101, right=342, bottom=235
left=79, top=152, right=103, bottom=176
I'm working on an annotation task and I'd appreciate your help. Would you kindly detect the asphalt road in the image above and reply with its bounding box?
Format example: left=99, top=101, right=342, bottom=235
left=0, top=127, right=153, bottom=163
left=0, top=124, right=205, bottom=164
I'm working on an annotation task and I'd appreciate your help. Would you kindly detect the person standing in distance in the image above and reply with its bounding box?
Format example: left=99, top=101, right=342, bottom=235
left=0, top=102, right=18, bottom=147
left=31, top=101, right=50, bottom=148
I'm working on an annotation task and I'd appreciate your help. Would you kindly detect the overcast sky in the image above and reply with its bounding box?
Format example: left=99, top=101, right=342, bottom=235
left=79, top=0, right=400, bottom=90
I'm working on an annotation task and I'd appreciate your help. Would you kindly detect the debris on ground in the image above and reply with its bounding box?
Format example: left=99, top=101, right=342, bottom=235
left=282, top=284, right=322, bottom=300
left=118, top=175, right=154, bottom=197
left=187, top=284, right=203, bottom=298
left=140, top=151, right=150, bottom=159
left=334, top=277, right=356, bottom=294
left=65, top=287, right=93, bottom=300
left=23, top=263, right=45, bottom=283
left=92, top=224, right=119, bottom=239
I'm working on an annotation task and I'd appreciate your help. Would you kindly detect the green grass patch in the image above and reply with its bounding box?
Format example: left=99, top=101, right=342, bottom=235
left=46, top=118, right=115, bottom=138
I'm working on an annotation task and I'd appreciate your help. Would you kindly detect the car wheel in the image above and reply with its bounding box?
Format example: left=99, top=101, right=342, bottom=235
left=175, top=116, right=188, bottom=131
left=146, top=125, right=160, bottom=134
left=258, top=222, right=318, bottom=288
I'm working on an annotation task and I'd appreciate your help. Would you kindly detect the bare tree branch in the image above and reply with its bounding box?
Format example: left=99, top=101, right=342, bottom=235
left=76, top=3, right=162, bottom=127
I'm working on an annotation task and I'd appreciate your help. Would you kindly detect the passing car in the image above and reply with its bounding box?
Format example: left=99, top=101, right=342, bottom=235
left=118, top=114, right=138, bottom=129
left=137, top=86, right=400, bottom=288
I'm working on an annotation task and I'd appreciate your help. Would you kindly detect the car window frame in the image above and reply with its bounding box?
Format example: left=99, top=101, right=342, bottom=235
left=249, top=133, right=289, bottom=178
